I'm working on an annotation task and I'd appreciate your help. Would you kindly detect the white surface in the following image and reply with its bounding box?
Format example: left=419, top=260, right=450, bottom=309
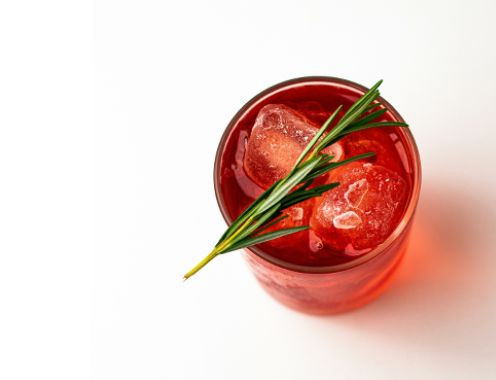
left=1, top=1, right=496, bottom=379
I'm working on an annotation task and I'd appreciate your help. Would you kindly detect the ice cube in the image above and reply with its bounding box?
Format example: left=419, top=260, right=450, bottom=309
left=261, top=200, right=314, bottom=250
left=332, top=210, right=362, bottom=229
left=244, top=104, right=343, bottom=188
left=310, top=162, right=407, bottom=253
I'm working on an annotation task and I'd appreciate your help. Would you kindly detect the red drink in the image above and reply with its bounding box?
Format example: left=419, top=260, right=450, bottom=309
left=214, top=77, right=421, bottom=314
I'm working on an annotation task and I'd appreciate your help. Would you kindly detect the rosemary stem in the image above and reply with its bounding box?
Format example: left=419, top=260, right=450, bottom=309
left=184, top=214, right=257, bottom=280
left=182, top=80, right=406, bottom=280
left=183, top=247, right=220, bottom=280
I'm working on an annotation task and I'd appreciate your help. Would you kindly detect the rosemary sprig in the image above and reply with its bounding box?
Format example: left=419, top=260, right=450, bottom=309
left=183, top=80, right=408, bottom=280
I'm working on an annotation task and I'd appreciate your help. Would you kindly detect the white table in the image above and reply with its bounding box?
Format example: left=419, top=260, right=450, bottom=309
left=2, top=1, right=495, bottom=379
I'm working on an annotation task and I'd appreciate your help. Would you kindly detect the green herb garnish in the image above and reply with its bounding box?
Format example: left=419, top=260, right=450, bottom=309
left=183, top=80, right=407, bottom=280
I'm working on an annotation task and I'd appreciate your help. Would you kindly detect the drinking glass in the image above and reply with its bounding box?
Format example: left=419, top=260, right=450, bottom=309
left=214, top=77, right=421, bottom=314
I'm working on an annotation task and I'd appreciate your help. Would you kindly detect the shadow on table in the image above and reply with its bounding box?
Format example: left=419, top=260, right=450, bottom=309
left=330, top=181, right=496, bottom=358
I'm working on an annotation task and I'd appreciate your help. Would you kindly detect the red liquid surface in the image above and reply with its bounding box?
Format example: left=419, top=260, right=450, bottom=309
left=218, top=82, right=414, bottom=268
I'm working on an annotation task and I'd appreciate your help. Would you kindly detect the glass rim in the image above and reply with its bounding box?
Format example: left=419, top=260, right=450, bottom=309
left=213, top=76, right=422, bottom=274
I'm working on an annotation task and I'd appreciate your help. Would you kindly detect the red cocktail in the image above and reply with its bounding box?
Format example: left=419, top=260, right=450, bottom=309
left=214, top=77, right=421, bottom=314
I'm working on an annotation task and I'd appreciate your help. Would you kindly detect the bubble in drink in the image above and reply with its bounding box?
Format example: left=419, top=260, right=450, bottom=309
left=244, top=104, right=343, bottom=188
left=310, top=162, right=407, bottom=254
